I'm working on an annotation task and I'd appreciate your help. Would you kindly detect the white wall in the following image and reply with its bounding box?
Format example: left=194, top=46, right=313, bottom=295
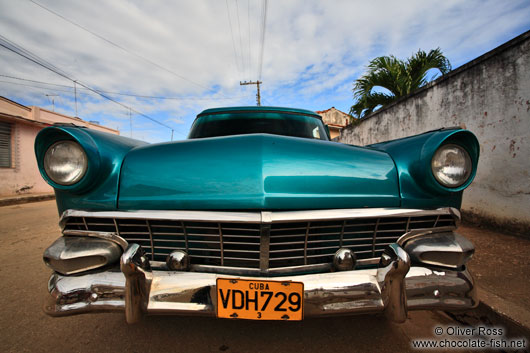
left=339, top=32, right=530, bottom=233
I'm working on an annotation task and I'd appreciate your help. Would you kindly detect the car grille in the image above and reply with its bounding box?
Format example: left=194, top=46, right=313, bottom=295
left=62, top=211, right=457, bottom=271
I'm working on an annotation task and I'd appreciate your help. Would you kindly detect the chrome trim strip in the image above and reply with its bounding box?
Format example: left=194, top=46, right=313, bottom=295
left=60, top=209, right=262, bottom=228
left=62, top=230, right=128, bottom=250
left=188, top=262, right=333, bottom=276
left=113, top=218, right=121, bottom=238
left=260, top=211, right=272, bottom=223
left=181, top=221, right=189, bottom=254
left=268, top=207, right=459, bottom=223
left=59, top=207, right=460, bottom=228
left=143, top=262, right=336, bottom=276
left=303, top=222, right=310, bottom=265
left=145, top=262, right=337, bottom=276
left=339, top=220, right=345, bottom=247
left=191, top=264, right=260, bottom=276
left=218, top=223, right=224, bottom=266
left=145, top=220, right=155, bottom=261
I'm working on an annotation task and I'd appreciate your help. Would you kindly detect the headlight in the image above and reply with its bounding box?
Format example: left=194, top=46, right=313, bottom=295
left=431, top=144, right=472, bottom=188
left=44, top=141, right=88, bottom=185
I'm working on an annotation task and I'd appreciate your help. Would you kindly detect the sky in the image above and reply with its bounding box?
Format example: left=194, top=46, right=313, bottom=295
left=0, top=0, right=529, bottom=143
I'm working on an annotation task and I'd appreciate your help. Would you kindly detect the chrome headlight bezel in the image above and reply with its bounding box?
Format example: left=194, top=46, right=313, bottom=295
left=431, top=144, right=472, bottom=188
left=43, top=140, right=88, bottom=186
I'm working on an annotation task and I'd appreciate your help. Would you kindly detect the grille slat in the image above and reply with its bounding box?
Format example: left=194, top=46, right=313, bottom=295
left=222, top=228, right=261, bottom=232
left=269, top=248, right=304, bottom=254
left=342, top=237, right=378, bottom=242
left=155, top=245, right=187, bottom=251
left=151, top=238, right=186, bottom=243
left=222, top=241, right=261, bottom=246
left=64, top=212, right=456, bottom=271
left=221, top=234, right=261, bottom=239
left=150, top=232, right=185, bottom=236
left=119, top=231, right=151, bottom=235
left=223, top=249, right=261, bottom=254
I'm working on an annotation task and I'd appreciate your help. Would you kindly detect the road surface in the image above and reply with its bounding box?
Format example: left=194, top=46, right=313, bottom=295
left=0, top=200, right=469, bottom=353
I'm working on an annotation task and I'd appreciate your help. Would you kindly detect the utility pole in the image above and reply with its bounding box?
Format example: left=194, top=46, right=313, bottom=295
left=45, top=94, right=59, bottom=112
left=240, top=80, right=262, bottom=106
left=128, top=108, right=132, bottom=138
left=73, top=80, right=78, bottom=117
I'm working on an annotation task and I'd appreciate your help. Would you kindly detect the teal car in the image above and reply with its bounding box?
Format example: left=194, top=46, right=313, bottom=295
left=36, top=106, right=479, bottom=323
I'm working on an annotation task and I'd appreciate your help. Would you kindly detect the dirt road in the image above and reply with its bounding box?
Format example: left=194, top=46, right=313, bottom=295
left=0, top=201, right=469, bottom=353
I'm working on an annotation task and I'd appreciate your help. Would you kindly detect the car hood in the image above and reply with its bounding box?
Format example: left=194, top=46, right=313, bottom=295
left=118, top=134, right=400, bottom=210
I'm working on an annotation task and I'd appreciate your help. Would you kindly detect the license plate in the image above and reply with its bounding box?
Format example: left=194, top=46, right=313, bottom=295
left=216, top=278, right=304, bottom=321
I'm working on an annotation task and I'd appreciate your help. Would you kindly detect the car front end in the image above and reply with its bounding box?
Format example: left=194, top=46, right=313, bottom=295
left=36, top=107, right=479, bottom=323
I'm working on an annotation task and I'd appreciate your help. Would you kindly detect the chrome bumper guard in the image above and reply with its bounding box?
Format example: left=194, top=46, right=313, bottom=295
left=45, top=243, right=477, bottom=323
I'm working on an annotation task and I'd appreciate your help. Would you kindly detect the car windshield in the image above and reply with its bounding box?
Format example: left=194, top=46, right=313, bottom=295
left=188, top=111, right=329, bottom=140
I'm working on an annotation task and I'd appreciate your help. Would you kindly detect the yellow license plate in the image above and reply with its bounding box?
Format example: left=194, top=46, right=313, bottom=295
left=216, top=278, right=304, bottom=321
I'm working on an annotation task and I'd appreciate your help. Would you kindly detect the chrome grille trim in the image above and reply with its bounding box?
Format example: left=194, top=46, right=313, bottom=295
left=60, top=208, right=460, bottom=227
left=60, top=208, right=459, bottom=274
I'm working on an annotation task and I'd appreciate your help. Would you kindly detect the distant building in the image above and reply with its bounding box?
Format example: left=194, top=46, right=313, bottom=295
left=0, top=96, right=119, bottom=197
left=316, top=107, right=350, bottom=140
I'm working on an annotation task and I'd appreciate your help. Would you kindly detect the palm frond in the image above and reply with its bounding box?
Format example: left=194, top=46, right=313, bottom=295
left=350, top=48, right=451, bottom=117
left=350, top=92, right=395, bottom=118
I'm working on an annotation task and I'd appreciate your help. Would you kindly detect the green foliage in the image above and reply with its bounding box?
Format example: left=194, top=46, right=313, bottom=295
left=350, top=48, right=451, bottom=118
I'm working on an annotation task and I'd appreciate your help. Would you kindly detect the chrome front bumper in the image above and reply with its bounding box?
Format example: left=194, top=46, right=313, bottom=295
left=45, top=243, right=477, bottom=323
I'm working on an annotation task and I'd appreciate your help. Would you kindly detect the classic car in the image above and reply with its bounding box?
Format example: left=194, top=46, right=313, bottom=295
left=36, top=106, right=479, bottom=323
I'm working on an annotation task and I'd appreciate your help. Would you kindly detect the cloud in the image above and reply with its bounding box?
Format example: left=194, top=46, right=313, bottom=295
left=0, top=0, right=529, bottom=142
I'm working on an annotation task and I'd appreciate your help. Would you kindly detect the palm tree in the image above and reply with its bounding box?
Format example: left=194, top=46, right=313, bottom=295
left=350, top=48, right=451, bottom=118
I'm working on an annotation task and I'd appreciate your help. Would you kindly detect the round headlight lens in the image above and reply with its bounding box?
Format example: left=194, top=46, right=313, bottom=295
left=44, top=141, right=88, bottom=185
left=431, top=144, right=472, bottom=188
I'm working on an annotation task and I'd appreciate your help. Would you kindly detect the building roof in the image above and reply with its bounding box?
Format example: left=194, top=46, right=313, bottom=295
left=0, top=96, right=31, bottom=111
left=0, top=96, right=119, bottom=134
left=315, top=106, right=349, bottom=116
left=316, top=107, right=350, bottom=128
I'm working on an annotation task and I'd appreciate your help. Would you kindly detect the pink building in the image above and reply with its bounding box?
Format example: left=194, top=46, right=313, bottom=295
left=0, top=96, right=119, bottom=197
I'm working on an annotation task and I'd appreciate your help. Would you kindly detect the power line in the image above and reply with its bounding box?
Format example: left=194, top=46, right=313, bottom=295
left=28, top=0, right=221, bottom=95
left=247, top=0, right=252, bottom=80
left=0, top=34, right=175, bottom=133
left=0, top=78, right=184, bottom=138
left=0, top=78, right=183, bottom=137
left=258, top=0, right=268, bottom=80
left=225, top=0, right=241, bottom=77
left=0, top=74, right=72, bottom=89
left=234, top=0, right=245, bottom=77
left=0, top=79, right=74, bottom=93
left=0, top=74, right=252, bottom=101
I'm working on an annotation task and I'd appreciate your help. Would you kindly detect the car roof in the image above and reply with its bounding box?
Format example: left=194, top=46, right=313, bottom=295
left=197, top=106, right=321, bottom=118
